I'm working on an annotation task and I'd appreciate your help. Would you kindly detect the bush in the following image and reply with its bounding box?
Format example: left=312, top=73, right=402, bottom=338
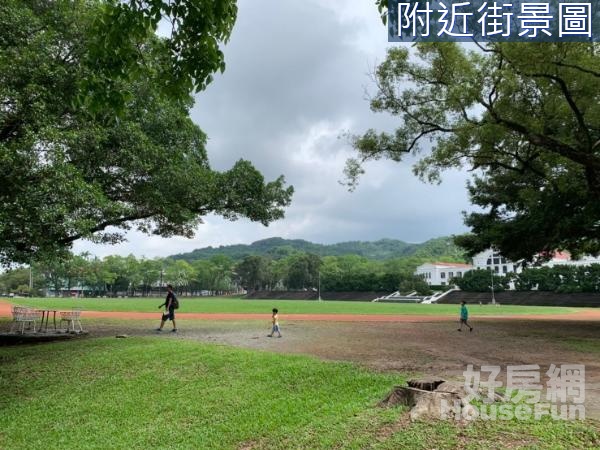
left=453, top=269, right=508, bottom=292
left=428, top=285, right=450, bottom=291
left=399, top=277, right=433, bottom=296
left=512, top=264, right=600, bottom=293
left=15, top=284, right=32, bottom=296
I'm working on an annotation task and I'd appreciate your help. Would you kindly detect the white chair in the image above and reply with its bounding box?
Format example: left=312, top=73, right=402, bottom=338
left=59, top=309, right=83, bottom=333
left=10, top=306, right=41, bottom=334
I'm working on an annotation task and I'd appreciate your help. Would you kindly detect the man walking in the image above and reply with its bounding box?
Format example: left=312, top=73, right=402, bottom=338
left=157, top=284, right=178, bottom=333
left=457, top=301, right=473, bottom=332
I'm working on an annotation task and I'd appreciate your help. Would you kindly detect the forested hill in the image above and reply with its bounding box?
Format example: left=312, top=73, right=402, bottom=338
left=171, top=237, right=466, bottom=262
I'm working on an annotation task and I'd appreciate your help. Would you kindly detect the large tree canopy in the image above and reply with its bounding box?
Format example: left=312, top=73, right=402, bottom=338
left=0, top=0, right=292, bottom=264
left=349, top=41, right=600, bottom=261
left=76, top=0, right=238, bottom=109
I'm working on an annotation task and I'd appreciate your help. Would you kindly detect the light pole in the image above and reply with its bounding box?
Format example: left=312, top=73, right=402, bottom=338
left=318, top=271, right=322, bottom=301
left=230, top=271, right=238, bottom=295
left=159, top=269, right=164, bottom=297
left=490, top=269, right=496, bottom=305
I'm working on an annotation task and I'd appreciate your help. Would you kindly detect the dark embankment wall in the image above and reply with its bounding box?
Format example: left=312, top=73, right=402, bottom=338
left=244, top=291, right=390, bottom=301
left=439, top=291, right=600, bottom=307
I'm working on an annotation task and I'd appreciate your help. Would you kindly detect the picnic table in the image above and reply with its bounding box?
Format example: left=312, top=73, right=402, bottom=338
left=38, top=309, right=59, bottom=332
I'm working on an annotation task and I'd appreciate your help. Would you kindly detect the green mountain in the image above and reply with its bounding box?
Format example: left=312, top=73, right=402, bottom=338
left=171, top=236, right=467, bottom=262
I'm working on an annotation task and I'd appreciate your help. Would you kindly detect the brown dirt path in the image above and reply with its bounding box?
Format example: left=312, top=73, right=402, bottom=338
left=1, top=300, right=599, bottom=322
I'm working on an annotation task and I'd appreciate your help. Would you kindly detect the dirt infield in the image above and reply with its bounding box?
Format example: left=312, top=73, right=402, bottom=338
left=2, top=300, right=600, bottom=322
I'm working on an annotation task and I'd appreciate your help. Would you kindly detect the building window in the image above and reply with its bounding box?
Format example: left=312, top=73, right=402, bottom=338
left=493, top=258, right=500, bottom=265
left=456, top=272, right=462, bottom=278
left=449, top=272, right=454, bottom=279
left=494, top=266, right=500, bottom=273
left=502, top=266, right=507, bottom=273
left=486, top=258, right=492, bottom=265
left=501, top=257, right=507, bottom=264
left=441, top=272, right=446, bottom=279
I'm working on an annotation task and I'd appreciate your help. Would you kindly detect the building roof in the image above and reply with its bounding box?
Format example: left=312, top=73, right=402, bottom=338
left=419, top=262, right=473, bottom=269
left=433, top=262, right=473, bottom=268
left=551, top=251, right=571, bottom=261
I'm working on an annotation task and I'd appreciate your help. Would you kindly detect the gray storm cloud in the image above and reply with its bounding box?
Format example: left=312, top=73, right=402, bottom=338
left=74, top=0, right=472, bottom=258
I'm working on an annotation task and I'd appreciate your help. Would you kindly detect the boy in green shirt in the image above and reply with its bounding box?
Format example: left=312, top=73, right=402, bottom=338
left=458, top=301, right=473, bottom=332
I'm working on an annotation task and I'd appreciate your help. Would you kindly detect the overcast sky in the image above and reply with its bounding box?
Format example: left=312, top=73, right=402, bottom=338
left=74, top=0, right=473, bottom=258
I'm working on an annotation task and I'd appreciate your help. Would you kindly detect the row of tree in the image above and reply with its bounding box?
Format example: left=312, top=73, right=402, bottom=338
left=235, top=253, right=432, bottom=293
left=0, top=252, right=434, bottom=297
left=0, top=254, right=237, bottom=298
left=8, top=254, right=599, bottom=296
left=453, top=266, right=600, bottom=293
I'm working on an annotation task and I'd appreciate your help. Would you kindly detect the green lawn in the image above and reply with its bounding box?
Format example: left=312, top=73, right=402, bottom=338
left=0, top=338, right=597, bottom=449
left=4, top=297, right=585, bottom=316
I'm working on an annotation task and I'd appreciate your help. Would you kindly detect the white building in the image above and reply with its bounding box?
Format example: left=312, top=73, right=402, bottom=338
left=416, top=249, right=600, bottom=289
left=415, top=262, right=474, bottom=286
left=470, top=249, right=600, bottom=273
left=472, top=249, right=519, bottom=275
left=538, top=251, right=600, bottom=268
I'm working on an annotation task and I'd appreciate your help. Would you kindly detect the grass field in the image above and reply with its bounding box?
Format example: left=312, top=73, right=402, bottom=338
left=0, top=337, right=400, bottom=449
left=5, top=297, right=585, bottom=316
left=0, top=337, right=598, bottom=449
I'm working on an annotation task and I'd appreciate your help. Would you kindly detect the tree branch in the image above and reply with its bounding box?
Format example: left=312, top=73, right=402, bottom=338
left=524, top=71, right=590, bottom=147
left=554, top=61, right=600, bottom=79
left=479, top=97, right=600, bottom=175
left=57, top=212, right=156, bottom=245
